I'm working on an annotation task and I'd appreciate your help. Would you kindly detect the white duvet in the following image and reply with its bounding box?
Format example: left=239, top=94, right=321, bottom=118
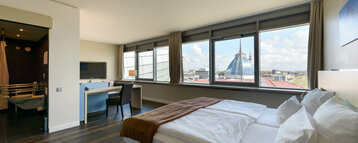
left=156, top=100, right=268, bottom=143
left=157, top=108, right=254, bottom=143
left=206, top=99, right=267, bottom=119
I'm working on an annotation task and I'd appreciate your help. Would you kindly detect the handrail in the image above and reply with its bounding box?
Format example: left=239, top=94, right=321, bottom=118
left=0, top=82, right=47, bottom=96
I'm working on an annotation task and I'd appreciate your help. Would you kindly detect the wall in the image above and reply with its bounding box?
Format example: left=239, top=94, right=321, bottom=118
left=37, top=35, right=49, bottom=83
left=136, top=83, right=298, bottom=108
left=323, top=0, right=358, bottom=70
left=80, top=40, right=119, bottom=82
left=0, top=0, right=80, bottom=132
left=5, top=38, right=39, bottom=84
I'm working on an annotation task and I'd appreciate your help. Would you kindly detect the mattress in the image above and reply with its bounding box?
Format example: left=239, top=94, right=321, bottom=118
left=256, top=108, right=281, bottom=128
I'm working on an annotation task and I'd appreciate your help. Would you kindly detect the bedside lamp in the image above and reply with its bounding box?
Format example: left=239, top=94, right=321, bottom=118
left=129, top=70, right=137, bottom=82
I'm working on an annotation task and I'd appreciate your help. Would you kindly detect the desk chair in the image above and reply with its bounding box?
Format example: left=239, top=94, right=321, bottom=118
left=108, top=82, right=124, bottom=98
left=106, top=83, right=133, bottom=119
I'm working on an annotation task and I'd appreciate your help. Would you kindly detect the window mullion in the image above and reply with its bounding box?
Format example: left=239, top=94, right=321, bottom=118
left=209, top=30, right=214, bottom=84
left=153, top=47, right=157, bottom=82
left=254, top=32, right=260, bottom=87
left=135, top=49, right=138, bottom=80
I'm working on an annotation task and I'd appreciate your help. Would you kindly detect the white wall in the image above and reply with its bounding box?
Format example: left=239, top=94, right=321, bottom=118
left=0, top=0, right=80, bottom=132
left=80, top=40, right=119, bottom=82
left=324, top=0, right=358, bottom=70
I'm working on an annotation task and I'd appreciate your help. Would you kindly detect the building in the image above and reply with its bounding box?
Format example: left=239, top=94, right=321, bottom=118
left=224, top=43, right=254, bottom=81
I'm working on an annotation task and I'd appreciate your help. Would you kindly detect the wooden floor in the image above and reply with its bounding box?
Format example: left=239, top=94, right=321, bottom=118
left=0, top=100, right=166, bottom=143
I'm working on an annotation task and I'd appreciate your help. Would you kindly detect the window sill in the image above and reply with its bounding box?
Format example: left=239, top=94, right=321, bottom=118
left=119, top=80, right=307, bottom=94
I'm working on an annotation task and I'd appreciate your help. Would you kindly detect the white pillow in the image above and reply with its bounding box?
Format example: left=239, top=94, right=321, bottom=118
left=277, top=96, right=300, bottom=123
left=301, top=88, right=334, bottom=115
left=313, top=96, right=358, bottom=143
left=275, top=107, right=316, bottom=143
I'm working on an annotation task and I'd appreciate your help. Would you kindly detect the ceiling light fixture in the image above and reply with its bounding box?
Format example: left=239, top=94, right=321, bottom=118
left=19, top=28, right=24, bottom=32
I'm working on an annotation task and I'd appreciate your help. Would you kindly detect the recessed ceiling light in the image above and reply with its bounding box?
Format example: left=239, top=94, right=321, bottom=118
left=16, top=34, right=20, bottom=37
left=19, top=29, right=24, bottom=32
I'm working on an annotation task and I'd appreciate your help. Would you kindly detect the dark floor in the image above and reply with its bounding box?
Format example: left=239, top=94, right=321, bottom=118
left=0, top=106, right=45, bottom=143
left=0, top=100, right=166, bottom=143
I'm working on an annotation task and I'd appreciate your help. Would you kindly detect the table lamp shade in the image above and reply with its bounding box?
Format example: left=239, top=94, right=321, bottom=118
left=129, top=70, right=137, bottom=76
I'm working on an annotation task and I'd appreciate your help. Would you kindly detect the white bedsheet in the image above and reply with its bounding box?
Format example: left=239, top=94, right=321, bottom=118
left=157, top=108, right=254, bottom=143
left=205, top=100, right=267, bottom=119
left=153, top=123, right=279, bottom=143
left=256, top=108, right=281, bottom=128
left=240, top=123, right=279, bottom=143
left=153, top=133, right=188, bottom=143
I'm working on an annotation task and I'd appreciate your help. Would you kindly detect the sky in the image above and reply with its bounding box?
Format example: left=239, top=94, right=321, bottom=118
left=182, top=25, right=309, bottom=72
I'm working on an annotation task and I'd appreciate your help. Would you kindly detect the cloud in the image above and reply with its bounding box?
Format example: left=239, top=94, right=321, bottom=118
left=215, top=54, right=234, bottom=72
left=183, top=43, right=209, bottom=71
left=260, top=28, right=309, bottom=71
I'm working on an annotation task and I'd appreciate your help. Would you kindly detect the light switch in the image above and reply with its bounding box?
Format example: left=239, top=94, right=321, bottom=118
left=56, top=87, right=62, bottom=92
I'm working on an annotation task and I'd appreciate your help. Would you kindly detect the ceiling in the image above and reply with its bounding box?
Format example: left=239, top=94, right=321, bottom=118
left=0, top=20, right=48, bottom=42
left=52, top=0, right=310, bottom=45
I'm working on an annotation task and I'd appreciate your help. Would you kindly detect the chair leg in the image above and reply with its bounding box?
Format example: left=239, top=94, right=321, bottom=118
left=106, top=105, right=108, bottom=117
left=129, top=102, right=133, bottom=116
left=120, top=105, right=124, bottom=119
left=116, top=105, right=119, bottom=113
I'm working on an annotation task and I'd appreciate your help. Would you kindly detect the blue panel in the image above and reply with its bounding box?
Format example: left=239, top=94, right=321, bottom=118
left=79, top=82, right=109, bottom=121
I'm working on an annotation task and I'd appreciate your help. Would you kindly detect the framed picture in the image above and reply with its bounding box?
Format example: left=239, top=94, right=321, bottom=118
left=339, top=0, right=358, bottom=47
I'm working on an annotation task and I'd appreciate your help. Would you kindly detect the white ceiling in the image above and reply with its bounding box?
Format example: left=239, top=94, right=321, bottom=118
left=52, top=0, right=310, bottom=45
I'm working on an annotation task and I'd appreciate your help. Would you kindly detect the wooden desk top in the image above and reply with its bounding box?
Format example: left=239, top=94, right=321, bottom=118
left=85, top=84, right=141, bottom=95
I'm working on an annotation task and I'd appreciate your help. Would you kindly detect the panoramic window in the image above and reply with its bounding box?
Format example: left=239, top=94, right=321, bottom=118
left=156, top=46, right=170, bottom=82
left=123, top=51, right=135, bottom=80
left=182, top=40, right=210, bottom=83
left=259, top=25, right=309, bottom=89
left=214, top=36, right=255, bottom=84
left=138, top=51, right=153, bottom=79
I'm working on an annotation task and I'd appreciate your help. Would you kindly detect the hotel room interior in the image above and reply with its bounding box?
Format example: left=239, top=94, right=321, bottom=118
left=0, top=0, right=357, bottom=143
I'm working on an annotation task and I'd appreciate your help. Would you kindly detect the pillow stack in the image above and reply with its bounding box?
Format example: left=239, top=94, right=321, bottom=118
left=276, top=96, right=300, bottom=123
left=275, top=88, right=336, bottom=143
left=276, top=88, right=334, bottom=124
left=300, top=88, right=334, bottom=115
left=313, top=97, right=358, bottom=143
left=275, top=107, right=316, bottom=143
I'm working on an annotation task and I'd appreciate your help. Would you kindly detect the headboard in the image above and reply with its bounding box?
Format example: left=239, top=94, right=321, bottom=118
left=318, top=70, right=358, bottom=109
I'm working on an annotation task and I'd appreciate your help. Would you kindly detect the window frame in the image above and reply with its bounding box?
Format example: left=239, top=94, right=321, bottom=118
left=181, top=39, right=210, bottom=84
left=136, top=50, right=154, bottom=81
left=123, top=51, right=136, bottom=80
left=155, top=46, right=170, bottom=82
left=210, top=33, right=259, bottom=87
left=257, top=24, right=310, bottom=90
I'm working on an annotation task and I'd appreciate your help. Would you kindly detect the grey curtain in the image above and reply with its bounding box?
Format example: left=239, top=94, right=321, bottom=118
left=118, top=45, right=124, bottom=81
left=169, top=32, right=182, bottom=84
left=307, top=0, right=324, bottom=89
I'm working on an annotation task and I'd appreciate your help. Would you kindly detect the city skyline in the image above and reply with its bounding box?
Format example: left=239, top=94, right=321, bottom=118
left=182, top=25, right=309, bottom=72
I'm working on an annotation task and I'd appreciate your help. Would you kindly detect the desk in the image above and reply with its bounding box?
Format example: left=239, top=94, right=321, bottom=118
left=84, top=85, right=142, bottom=123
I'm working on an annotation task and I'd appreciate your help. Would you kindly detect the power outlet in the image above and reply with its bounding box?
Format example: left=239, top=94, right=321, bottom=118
left=56, top=87, right=62, bottom=92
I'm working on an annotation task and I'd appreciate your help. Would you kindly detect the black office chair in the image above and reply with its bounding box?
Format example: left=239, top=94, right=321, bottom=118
left=108, top=82, right=124, bottom=98
left=106, top=83, right=133, bottom=119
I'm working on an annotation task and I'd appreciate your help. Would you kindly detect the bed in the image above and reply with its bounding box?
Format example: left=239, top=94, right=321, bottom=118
left=121, top=70, right=358, bottom=143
